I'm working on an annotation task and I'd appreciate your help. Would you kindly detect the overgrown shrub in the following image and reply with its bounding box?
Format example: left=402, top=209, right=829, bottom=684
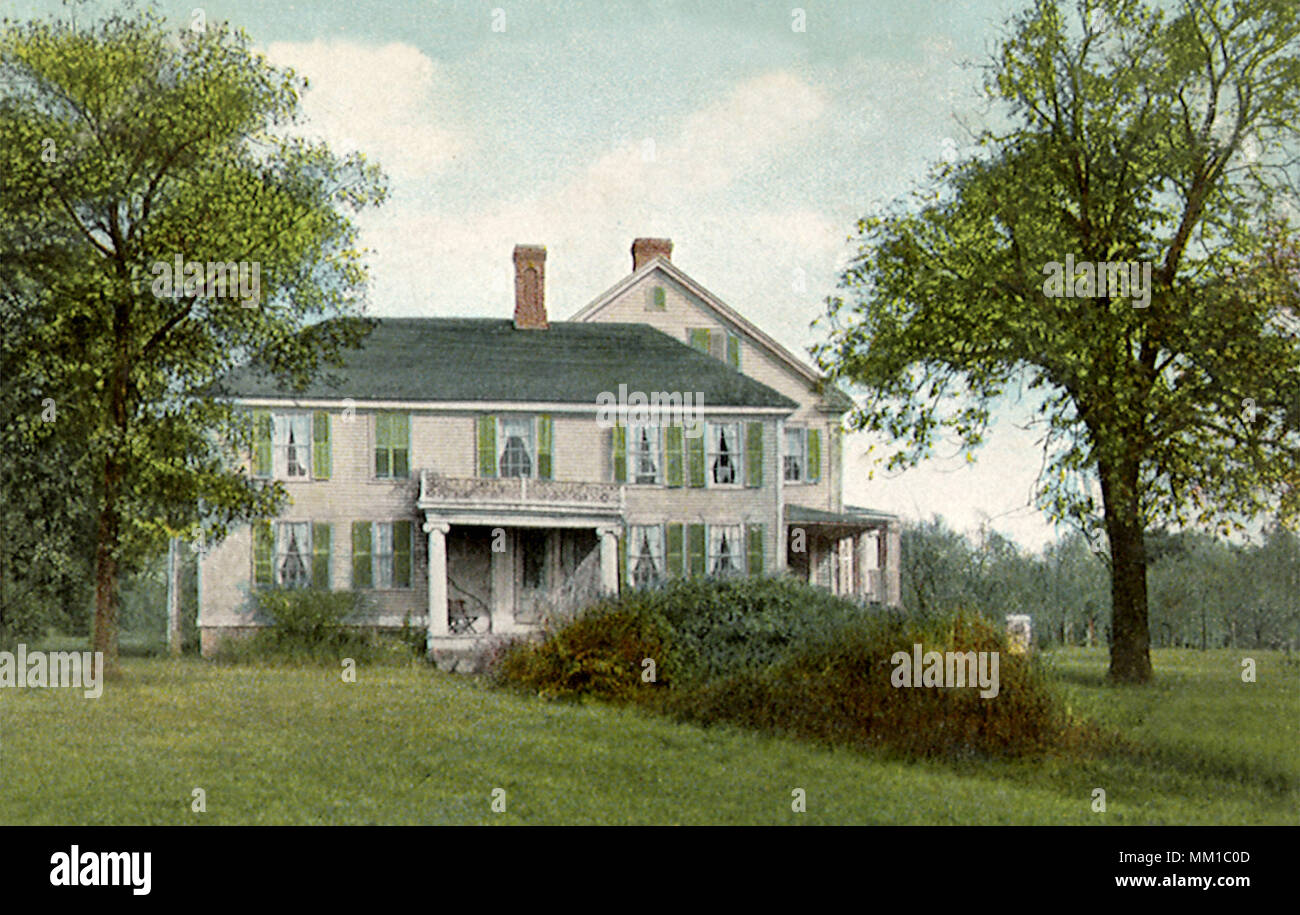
left=667, top=610, right=1101, bottom=758
left=215, top=589, right=419, bottom=664
left=490, top=602, right=678, bottom=702
left=489, top=578, right=1101, bottom=759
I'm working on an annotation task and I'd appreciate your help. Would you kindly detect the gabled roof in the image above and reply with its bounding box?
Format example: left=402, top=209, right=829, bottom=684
left=214, top=318, right=798, bottom=410
left=571, top=258, right=855, bottom=414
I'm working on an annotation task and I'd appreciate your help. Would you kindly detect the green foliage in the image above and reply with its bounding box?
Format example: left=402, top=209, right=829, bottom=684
left=491, top=605, right=677, bottom=702
left=813, top=0, right=1300, bottom=682
left=215, top=589, right=417, bottom=664
left=491, top=577, right=1094, bottom=759
left=0, top=6, right=387, bottom=661
left=669, top=611, right=1100, bottom=759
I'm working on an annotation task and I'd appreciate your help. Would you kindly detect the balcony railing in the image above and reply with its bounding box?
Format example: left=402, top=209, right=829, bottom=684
left=418, top=470, right=625, bottom=510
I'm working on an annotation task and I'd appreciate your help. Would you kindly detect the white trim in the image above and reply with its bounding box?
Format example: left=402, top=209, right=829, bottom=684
left=570, top=260, right=824, bottom=385
left=227, top=396, right=792, bottom=416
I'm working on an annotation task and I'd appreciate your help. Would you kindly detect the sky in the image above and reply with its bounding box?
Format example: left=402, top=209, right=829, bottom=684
left=18, top=0, right=1079, bottom=550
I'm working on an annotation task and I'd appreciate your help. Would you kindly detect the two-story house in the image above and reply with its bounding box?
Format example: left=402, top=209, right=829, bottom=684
left=197, top=239, right=901, bottom=664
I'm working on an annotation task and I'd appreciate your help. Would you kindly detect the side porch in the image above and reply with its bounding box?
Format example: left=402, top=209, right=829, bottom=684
left=784, top=504, right=901, bottom=605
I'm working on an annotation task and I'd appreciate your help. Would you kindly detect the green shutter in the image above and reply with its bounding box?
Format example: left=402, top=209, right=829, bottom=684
left=664, top=424, right=684, bottom=487
left=392, top=413, right=410, bottom=478
left=612, top=423, right=627, bottom=483
left=807, top=428, right=822, bottom=483
left=253, top=520, right=273, bottom=588
left=652, top=286, right=666, bottom=309
left=745, top=422, right=763, bottom=488
left=253, top=410, right=272, bottom=478
left=618, top=525, right=628, bottom=591
left=666, top=523, right=684, bottom=578
left=687, top=524, right=707, bottom=578
left=747, top=525, right=765, bottom=575
left=537, top=415, right=553, bottom=481
left=311, top=522, right=331, bottom=589
left=687, top=427, right=706, bottom=488
left=352, top=522, right=373, bottom=589
left=727, top=333, right=741, bottom=369
left=689, top=328, right=711, bottom=353
left=393, top=520, right=412, bottom=588
left=312, top=412, right=331, bottom=480
left=477, top=415, right=497, bottom=478
left=374, top=413, right=390, bottom=478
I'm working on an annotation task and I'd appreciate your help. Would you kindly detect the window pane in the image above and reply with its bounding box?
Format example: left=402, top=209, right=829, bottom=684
left=630, top=525, right=664, bottom=588
left=709, top=525, right=742, bottom=577
left=631, top=425, right=659, bottom=484
left=277, top=522, right=311, bottom=589
left=784, top=428, right=805, bottom=482
left=710, top=423, right=739, bottom=484
left=373, top=522, right=394, bottom=589
left=499, top=417, right=534, bottom=478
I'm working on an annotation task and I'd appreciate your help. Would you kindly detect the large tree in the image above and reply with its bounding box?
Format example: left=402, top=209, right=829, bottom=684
left=1, top=8, right=386, bottom=668
left=817, top=0, right=1300, bottom=681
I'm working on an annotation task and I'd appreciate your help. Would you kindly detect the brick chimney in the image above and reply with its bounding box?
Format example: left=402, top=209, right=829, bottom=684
left=631, top=237, right=672, bottom=272
left=512, top=244, right=548, bottom=330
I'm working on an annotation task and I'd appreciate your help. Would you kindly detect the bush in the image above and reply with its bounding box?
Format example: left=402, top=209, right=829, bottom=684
left=215, top=589, right=420, bottom=664
left=490, top=602, right=678, bottom=703
left=667, top=610, right=1101, bottom=759
left=489, top=578, right=1101, bottom=759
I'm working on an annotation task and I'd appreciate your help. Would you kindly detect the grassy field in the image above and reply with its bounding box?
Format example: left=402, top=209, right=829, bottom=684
left=1, top=647, right=1295, bottom=825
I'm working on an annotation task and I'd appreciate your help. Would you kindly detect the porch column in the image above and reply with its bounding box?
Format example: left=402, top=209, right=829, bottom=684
left=855, top=532, right=871, bottom=600
left=883, top=521, right=902, bottom=607
left=424, top=520, right=450, bottom=643
left=597, top=525, right=620, bottom=596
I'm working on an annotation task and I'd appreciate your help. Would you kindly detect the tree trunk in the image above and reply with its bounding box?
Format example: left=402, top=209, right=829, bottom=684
left=1099, top=454, right=1153, bottom=683
left=92, top=453, right=122, bottom=673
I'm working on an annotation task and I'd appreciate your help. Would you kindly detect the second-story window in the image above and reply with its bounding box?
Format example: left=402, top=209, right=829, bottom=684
left=708, top=422, right=742, bottom=486
left=499, top=416, right=535, bottom=478
left=784, top=427, right=807, bottom=482
left=273, top=414, right=312, bottom=479
left=374, top=413, right=410, bottom=479
left=630, top=424, right=661, bottom=484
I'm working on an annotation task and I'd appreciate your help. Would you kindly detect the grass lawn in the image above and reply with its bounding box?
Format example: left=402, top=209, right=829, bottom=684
left=1, top=647, right=1296, bottom=825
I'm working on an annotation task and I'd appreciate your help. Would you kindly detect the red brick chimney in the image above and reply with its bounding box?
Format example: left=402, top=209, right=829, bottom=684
left=513, top=244, right=548, bottom=330
left=631, top=238, right=672, bottom=272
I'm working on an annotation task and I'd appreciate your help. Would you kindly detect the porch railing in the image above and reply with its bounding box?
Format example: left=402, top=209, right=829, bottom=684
left=419, top=470, right=624, bottom=508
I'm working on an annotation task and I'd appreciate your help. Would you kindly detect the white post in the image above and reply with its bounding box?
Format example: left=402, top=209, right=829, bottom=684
left=597, top=526, right=620, bottom=596
left=884, top=522, right=902, bottom=607
left=424, top=521, right=450, bottom=646
left=167, top=537, right=182, bottom=657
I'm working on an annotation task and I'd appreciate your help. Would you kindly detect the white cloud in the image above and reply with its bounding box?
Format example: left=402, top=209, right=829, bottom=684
left=265, top=39, right=468, bottom=180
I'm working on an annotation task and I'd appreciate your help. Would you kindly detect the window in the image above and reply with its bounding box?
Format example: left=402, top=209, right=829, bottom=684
left=352, top=521, right=412, bottom=589
left=688, top=328, right=740, bottom=368
left=648, top=285, right=667, bottom=310
left=519, top=529, right=547, bottom=589
left=499, top=416, right=535, bottom=478
left=628, top=525, right=665, bottom=588
left=276, top=522, right=311, bottom=588
left=374, top=413, right=410, bottom=479
left=629, top=424, right=661, bottom=485
left=708, top=525, right=744, bottom=577
left=784, top=427, right=807, bottom=482
left=708, top=422, right=742, bottom=485
left=269, top=414, right=311, bottom=480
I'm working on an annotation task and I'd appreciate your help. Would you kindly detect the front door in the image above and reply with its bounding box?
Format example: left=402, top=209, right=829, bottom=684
left=514, top=529, right=549, bottom=624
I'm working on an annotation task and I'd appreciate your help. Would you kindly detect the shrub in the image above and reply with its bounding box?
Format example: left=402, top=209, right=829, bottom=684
left=490, top=602, right=678, bottom=703
left=215, top=589, right=420, bottom=664
left=667, top=610, right=1100, bottom=758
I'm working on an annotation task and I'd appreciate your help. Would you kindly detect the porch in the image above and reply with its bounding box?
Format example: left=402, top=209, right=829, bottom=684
left=784, top=504, right=901, bottom=605
left=417, top=470, right=626, bottom=655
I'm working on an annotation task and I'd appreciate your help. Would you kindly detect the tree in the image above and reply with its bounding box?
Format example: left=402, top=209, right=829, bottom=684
left=0, top=8, right=386, bottom=669
left=816, top=0, right=1300, bottom=682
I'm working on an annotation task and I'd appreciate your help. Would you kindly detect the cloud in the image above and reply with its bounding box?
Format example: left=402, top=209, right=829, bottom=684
left=265, top=39, right=468, bottom=180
